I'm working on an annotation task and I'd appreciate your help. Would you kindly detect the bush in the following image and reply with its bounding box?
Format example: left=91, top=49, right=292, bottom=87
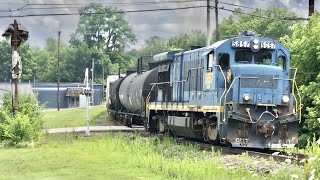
left=0, top=93, right=43, bottom=145
left=304, top=137, right=320, bottom=180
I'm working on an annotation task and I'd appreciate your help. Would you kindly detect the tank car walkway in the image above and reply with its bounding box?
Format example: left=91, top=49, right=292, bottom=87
left=43, top=126, right=144, bottom=134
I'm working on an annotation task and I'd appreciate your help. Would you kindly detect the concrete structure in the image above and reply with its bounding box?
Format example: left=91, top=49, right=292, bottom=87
left=33, top=83, right=103, bottom=109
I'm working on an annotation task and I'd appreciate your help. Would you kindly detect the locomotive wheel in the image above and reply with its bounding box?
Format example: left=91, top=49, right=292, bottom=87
left=126, top=117, right=133, bottom=128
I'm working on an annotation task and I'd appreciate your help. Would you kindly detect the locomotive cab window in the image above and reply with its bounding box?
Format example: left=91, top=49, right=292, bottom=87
left=235, top=50, right=252, bottom=63
left=218, top=53, right=230, bottom=70
left=278, top=56, right=286, bottom=70
left=254, top=51, right=272, bottom=65
left=207, top=52, right=215, bottom=71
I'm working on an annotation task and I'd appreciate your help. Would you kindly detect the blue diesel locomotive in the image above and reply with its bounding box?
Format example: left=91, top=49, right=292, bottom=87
left=109, top=32, right=301, bottom=149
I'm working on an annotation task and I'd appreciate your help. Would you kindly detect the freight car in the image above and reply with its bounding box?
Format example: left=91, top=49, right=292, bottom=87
left=108, top=31, right=301, bottom=148
left=109, top=67, right=158, bottom=127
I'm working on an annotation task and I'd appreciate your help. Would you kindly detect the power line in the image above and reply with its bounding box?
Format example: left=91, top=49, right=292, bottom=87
left=0, top=0, right=208, bottom=12
left=22, top=0, right=207, bottom=6
left=0, top=5, right=208, bottom=18
left=219, top=1, right=257, bottom=10
left=0, top=3, right=308, bottom=21
left=219, top=6, right=308, bottom=21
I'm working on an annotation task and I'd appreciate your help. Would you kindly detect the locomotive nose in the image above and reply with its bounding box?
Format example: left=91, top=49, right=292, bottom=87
left=258, top=123, right=275, bottom=137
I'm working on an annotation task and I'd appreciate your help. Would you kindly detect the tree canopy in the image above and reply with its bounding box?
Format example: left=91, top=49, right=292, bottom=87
left=281, top=13, right=320, bottom=145
left=70, top=3, right=136, bottom=52
left=218, top=7, right=296, bottom=41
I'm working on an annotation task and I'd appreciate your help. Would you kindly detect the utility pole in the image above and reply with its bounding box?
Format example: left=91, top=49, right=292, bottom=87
left=102, top=64, right=105, bottom=101
left=91, top=58, right=94, bottom=105
left=12, top=20, right=19, bottom=115
left=206, top=0, right=211, bottom=46
left=309, top=0, right=315, bottom=17
left=2, top=20, right=28, bottom=115
left=57, top=30, right=61, bottom=111
left=215, top=0, right=219, bottom=42
left=84, top=68, right=91, bottom=137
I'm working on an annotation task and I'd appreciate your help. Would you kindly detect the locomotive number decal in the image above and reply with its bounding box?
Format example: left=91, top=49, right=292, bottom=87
left=232, top=40, right=250, bottom=48
left=260, top=42, right=276, bottom=49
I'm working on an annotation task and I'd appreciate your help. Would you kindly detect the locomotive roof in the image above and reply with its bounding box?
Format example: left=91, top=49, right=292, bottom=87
left=152, top=36, right=288, bottom=62
left=152, top=50, right=182, bottom=62
left=174, top=39, right=229, bottom=56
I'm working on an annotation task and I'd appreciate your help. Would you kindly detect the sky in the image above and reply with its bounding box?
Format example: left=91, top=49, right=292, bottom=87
left=0, top=0, right=317, bottom=49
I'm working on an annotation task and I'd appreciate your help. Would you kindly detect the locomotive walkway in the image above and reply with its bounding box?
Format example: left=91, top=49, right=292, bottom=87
left=43, top=125, right=144, bottom=134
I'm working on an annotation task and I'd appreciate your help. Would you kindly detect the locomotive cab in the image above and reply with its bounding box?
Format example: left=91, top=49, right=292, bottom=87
left=214, top=33, right=301, bottom=148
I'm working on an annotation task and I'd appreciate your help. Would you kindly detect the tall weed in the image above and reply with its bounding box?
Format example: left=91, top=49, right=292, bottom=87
left=0, top=93, right=43, bottom=145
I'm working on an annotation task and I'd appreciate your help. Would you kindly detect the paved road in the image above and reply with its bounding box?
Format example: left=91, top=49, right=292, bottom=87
left=43, top=125, right=144, bottom=134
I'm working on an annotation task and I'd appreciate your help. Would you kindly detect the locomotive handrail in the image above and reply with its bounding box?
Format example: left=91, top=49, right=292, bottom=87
left=221, top=74, right=301, bottom=124
left=291, top=68, right=302, bottom=122
left=222, top=76, right=259, bottom=123
left=213, top=65, right=227, bottom=127
left=150, top=67, right=203, bottom=86
left=145, top=84, right=157, bottom=118
left=150, top=82, right=170, bottom=85
left=223, top=76, right=240, bottom=122
left=294, top=80, right=302, bottom=122
left=273, top=75, right=301, bottom=122
left=291, top=68, right=298, bottom=116
left=286, top=68, right=302, bottom=122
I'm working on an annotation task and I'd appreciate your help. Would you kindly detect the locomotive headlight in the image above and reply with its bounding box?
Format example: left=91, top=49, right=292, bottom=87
left=253, top=44, right=259, bottom=50
left=251, top=39, right=260, bottom=52
left=243, top=94, right=250, bottom=101
left=282, top=95, right=290, bottom=103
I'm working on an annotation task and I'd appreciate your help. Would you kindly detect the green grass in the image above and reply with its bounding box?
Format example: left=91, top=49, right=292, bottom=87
left=0, top=134, right=306, bottom=180
left=0, top=134, right=163, bottom=180
left=42, top=105, right=108, bottom=129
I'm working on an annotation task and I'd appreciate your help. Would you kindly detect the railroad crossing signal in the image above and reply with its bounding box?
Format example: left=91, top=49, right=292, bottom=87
left=2, top=20, right=29, bottom=115
left=2, top=20, right=29, bottom=49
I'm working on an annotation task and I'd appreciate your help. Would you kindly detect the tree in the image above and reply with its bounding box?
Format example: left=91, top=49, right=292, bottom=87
left=168, top=30, right=206, bottom=49
left=70, top=3, right=136, bottom=52
left=139, top=36, right=169, bottom=57
left=136, top=31, right=206, bottom=70
left=29, top=38, right=68, bottom=82
left=69, top=3, right=137, bottom=77
left=0, top=40, right=13, bottom=82
left=281, top=13, right=320, bottom=146
left=218, top=7, right=296, bottom=41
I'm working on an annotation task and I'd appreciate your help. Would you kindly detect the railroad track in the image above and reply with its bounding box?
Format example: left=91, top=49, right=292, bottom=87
left=174, top=138, right=307, bottom=165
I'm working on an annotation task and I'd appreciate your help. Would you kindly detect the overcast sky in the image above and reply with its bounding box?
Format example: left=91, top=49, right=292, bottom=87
left=0, top=0, right=317, bottom=49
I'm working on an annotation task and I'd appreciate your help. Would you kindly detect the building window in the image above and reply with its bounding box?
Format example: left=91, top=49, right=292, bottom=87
left=69, top=97, right=79, bottom=108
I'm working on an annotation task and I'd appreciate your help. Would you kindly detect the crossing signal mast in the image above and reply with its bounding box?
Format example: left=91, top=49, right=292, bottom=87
left=2, top=20, right=29, bottom=115
left=83, top=68, right=91, bottom=136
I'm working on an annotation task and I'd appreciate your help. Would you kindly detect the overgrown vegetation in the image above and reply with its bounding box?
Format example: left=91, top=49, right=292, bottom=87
left=303, top=137, right=320, bottom=180
left=0, top=133, right=306, bottom=179
left=0, top=94, right=43, bottom=145
left=281, top=12, right=320, bottom=147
